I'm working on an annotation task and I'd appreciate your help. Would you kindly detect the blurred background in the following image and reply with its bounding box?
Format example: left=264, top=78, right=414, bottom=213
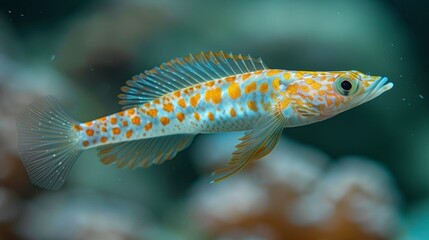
left=0, top=0, right=428, bottom=239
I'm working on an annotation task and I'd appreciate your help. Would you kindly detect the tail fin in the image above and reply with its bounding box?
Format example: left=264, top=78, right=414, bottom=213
left=17, top=96, right=82, bottom=190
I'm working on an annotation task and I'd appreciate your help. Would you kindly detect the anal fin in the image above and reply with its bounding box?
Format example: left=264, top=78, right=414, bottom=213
left=97, top=134, right=195, bottom=169
left=212, top=108, right=286, bottom=182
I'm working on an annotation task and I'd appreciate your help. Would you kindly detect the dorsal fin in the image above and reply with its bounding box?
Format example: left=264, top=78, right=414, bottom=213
left=118, top=51, right=267, bottom=109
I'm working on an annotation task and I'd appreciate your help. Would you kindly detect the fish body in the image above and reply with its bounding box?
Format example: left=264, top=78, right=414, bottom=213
left=16, top=51, right=393, bottom=190
left=77, top=69, right=283, bottom=148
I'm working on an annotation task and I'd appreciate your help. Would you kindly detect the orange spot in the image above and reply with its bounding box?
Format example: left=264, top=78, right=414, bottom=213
left=83, top=140, right=89, bottom=147
left=267, top=69, right=282, bottom=77
left=300, top=85, right=310, bottom=93
left=173, top=91, right=181, bottom=98
left=122, top=121, right=128, bottom=127
left=178, top=99, right=186, bottom=108
left=242, top=72, right=251, bottom=81
left=260, top=82, right=269, bottom=93
left=317, top=104, right=326, bottom=111
left=112, top=127, right=121, bottom=135
left=101, top=126, right=107, bottom=132
left=195, top=84, right=201, bottom=90
left=126, top=130, right=133, bottom=138
left=230, top=108, right=237, bottom=117
left=132, top=116, right=141, bottom=125
left=326, top=98, right=333, bottom=106
left=190, top=93, right=201, bottom=107
left=98, top=116, right=107, bottom=122
left=205, top=81, right=215, bottom=87
left=227, top=83, right=241, bottom=99
left=163, top=103, right=174, bottom=112
left=204, top=87, right=222, bottom=104
left=305, top=79, right=313, bottom=85
left=318, top=90, right=326, bottom=96
left=311, top=82, right=322, bottom=90
left=287, top=84, right=299, bottom=95
left=247, top=101, right=258, bottom=112
left=127, top=109, right=135, bottom=115
left=143, top=103, right=150, bottom=108
left=225, top=76, right=236, bottom=82
left=253, top=70, right=263, bottom=75
left=84, top=121, right=93, bottom=127
left=86, top=129, right=94, bottom=136
left=272, top=77, right=280, bottom=91
left=176, top=112, right=185, bottom=122
left=280, top=98, right=291, bottom=110
left=118, top=111, right=124, bottom=117
left=144, top=122, right=152, bottom=131
left=153, top=99, right=160, bottom=104
left=194, top=112, right=200, bottom=121
left=110, top=117, right=117, bottom=124
left=73, top=124, right=83, bottom=131
left=283, top=72, right=291, bottom=80
left=147, top=109, right=158, bottom=118
left=296, top=71, right=303, bottom=79
left=160, top=117, right=170, bottom=126
left=244, top=82, right=257, bottom=94
left=101, top=137, right=107, bottom=143
left=208, top=112, right=214, bottom=121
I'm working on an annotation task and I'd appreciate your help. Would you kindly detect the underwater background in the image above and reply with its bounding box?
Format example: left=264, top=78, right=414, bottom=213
left=0, top=0, right=428, bottom=239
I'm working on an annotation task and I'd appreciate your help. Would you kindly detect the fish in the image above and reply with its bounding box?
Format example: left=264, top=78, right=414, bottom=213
left=16, top=51, right=393, bottom=190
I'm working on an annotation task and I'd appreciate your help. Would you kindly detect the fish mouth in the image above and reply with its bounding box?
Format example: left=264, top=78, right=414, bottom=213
left=363, top=76, right=393, bottom=102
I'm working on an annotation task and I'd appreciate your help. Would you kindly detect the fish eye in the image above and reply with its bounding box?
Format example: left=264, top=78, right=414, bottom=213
left=335, top=76, right=359, bottom=96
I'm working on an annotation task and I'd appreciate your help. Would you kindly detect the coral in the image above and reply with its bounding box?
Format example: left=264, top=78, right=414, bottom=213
left=188, top=135, right=400, bottom=240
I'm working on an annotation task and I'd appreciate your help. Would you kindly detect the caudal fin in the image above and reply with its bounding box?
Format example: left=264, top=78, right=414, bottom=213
left=17, top=96, right=82, bottom=190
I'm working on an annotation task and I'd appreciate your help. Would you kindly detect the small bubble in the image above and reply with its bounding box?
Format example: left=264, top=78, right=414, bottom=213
left=38, top=122, right=42, bottom=126
left=53, top=154, right=56, bottom=157
left=50, top=55, right=56, bottom=61
left=399, top=75, right=403, bottom=78
left=20, top=13, right=24, bottom=17
left=400, top=57, right=403, bottom=61
left=8, top=10, right=12, bottom=13
left=402, top=98, right=406, bottom=101
left=419, top=94, right=424, bottom=99
left=391, top=43, right=395, bottom=47
left=58, top=161, right=62, bottom=166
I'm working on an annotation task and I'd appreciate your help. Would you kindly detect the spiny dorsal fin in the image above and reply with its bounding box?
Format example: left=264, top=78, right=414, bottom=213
left=118, top=51, right=267, bottom=109
left=97, top=134, right=195, bottom=169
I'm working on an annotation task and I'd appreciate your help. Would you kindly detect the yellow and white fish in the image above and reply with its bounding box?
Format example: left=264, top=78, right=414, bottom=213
left=17, top=51, right=393, bottom=190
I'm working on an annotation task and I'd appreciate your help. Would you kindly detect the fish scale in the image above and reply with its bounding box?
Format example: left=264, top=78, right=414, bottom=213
left=78, top=69, right=284, bottom=148
left=16, top=51, right=393, bottom=190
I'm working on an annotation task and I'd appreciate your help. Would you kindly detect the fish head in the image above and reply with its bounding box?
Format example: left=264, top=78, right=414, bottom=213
left=281, top=70, right=393, bottom=123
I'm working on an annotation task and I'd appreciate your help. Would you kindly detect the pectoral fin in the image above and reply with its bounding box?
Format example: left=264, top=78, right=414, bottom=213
left=212, top=108, right=286, bottom=182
